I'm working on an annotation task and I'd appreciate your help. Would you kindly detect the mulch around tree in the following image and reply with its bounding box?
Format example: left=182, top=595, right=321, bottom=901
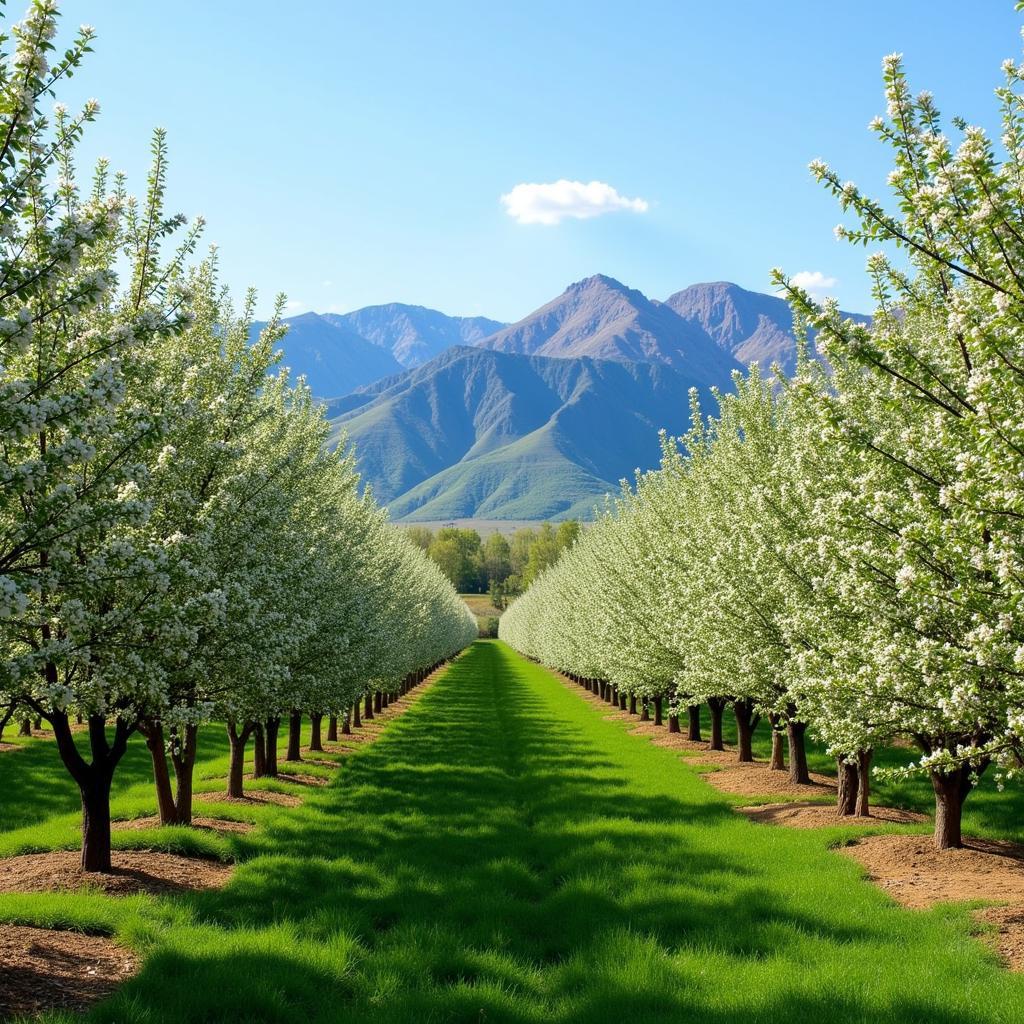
left=842, top=834, right=1024, bottom=909
left=296, top=753, right=343, bottom=767
left=205, top=790, right=302, bottom=808
left=251, top=772, right=328, bottom=787
left=0, top=741, right=20, bottom=753
left=0, top=925, right=138, bottom=1020
left=843, top=834, right=1024, bottom=972
left=0, top=850, right=233, bottom=897
left=112, top=814, right=254, bottom=835
left=737, top=801, right=927, bottom=828
left=698, top=761, right=837, bottom=797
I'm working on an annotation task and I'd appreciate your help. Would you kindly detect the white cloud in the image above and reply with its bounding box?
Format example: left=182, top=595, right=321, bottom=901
left=284, top=299, right=306, bottom=312
left=501, top=179, right=649, bottom=226
left=787, top=270, right=838, bottom=301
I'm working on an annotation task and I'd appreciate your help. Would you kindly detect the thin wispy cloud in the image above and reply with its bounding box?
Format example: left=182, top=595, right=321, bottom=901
left=501, top=179, right=649, bottom=226
left=787, top=270, right=838, bottom=301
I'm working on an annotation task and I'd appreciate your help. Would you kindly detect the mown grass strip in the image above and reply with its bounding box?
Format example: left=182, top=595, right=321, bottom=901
left=2, top=640, right=1023, bottom=1023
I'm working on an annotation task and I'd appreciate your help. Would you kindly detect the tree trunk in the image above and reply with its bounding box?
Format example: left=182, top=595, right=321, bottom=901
left=930, top=765, right=976, bottom=850
left=18, top=718, right=31, bottom=736
left=353, top=701, right=362, bottom=728
left=226, top=721, right=252, bottom=799
left=374, top=691, right=382, bottom=713
left=856, top=748, right=873, bottom=817
left=142, top=720, right=177, bottom=825
left=654, top=696, right=663, bottom=726
left=0, top=703, right=14, bottom=744
left=836, top=758, right=858, bottom=816
left=668, top=713, right=680, bottom=733
left=629, top=695, right=637, bottom=715
left=309, top=714, right=323, bottom=752
left=619, top=692, right=627, bottom=711
left=708, top=698, right=726, bottom=751
left=327, top=715, right=338, bottom=742
left=733, top=699, right=756, bottom=762
left=80, top=773, right=114, bottom=872
left=342, top=706, right=352, bottom=734
left=48, top=710, right=133, bottom=873
left=768, top=714, right=785, bottom=771
left=253, top=723, right=266, bottom=778
left=170, top=723, right=198, bottom=826
left=364, top=693, right=374, bottom=720
left=286, top=711, right=302, bottom=762
left=786, top=720, right=810, bottom=784
left=687, top=705, right=702, bottom=742
left=640, top=700, right=650, bottom=722
left=263, top=717, right=280, bottom=777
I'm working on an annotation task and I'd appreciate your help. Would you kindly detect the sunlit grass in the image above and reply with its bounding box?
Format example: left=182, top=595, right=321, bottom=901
left=1, top=640, right=1023, bottom=1022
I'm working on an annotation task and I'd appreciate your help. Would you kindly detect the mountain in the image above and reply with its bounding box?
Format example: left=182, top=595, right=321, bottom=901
left=477, top=274, right=741, bottom=383
left=262, top=279, right=864, bottom=403
left=330, top=304, right=506, bottom=368
left=329, top=345, right=734, bottom=521
left=664, top=281, right=869, bottom=375
left=255, top=313, right=404, bottom=397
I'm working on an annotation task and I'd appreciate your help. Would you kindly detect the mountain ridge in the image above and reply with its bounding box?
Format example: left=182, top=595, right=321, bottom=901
left=329, top=345, right=731, bottom=521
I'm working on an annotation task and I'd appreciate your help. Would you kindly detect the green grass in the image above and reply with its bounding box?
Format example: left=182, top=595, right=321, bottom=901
left=3, top=641, right=1024, bottom=1022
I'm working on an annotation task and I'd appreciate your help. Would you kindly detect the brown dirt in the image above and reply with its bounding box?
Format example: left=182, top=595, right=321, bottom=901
left=738, top=801, right=927, bottom=829
left=976, top=904, right=1024, bottom=972
left=842, top=834, right=1024, bottom=909
left=843, top=834, right=1024, bottom=972
left=0, top=849, right=233, bottom=897
left=206, top=790, right=301, bottom=808
left=298, top=752, right=343, bottom=766
left=113, top=815, right=254, bottom=835
left=244, top=771, right=328, bottom=787
left=0, top=925, right=138, bottom=1020
left=275, top=772, right=329, bottom=787
left=699, top=761, right=837, bottom=796
left=0, top=741, right=20, bottom=753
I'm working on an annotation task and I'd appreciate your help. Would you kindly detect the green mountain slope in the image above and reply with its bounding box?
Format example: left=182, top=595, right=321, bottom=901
left=330, top=344, right=740, bottom=521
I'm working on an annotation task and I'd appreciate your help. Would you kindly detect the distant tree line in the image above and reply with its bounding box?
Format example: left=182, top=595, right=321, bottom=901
left=405, top=523, right=582, bottom=604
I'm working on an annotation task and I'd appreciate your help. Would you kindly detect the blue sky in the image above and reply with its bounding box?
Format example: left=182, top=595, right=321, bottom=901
left=54, top=1, right=1022, bottom=321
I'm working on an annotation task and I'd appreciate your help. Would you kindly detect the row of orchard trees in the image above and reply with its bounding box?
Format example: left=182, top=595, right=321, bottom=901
left=502, top=44, right=1024, bottom=851
left=0, top=1, right=477, bottom=871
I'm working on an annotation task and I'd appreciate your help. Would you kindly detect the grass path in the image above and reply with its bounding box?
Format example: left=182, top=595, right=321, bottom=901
left=4, top=640, right=1024, bottom=1022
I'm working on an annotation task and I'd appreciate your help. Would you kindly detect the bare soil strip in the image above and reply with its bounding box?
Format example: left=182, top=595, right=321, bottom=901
left=112, top=814, right=254, bottom=835
left=0, top=924, right=138, bottom=1021
left=204, top=790, right=301, bottom=808
left=0, top=850, right=233, bottom=897
left=738, top=801, right=927, bottom=828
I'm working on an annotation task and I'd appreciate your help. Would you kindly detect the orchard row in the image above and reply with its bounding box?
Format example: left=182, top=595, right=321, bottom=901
left=0, top=2, right=476, bottom=871
left=502, top=46, right=1024, bottom=851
